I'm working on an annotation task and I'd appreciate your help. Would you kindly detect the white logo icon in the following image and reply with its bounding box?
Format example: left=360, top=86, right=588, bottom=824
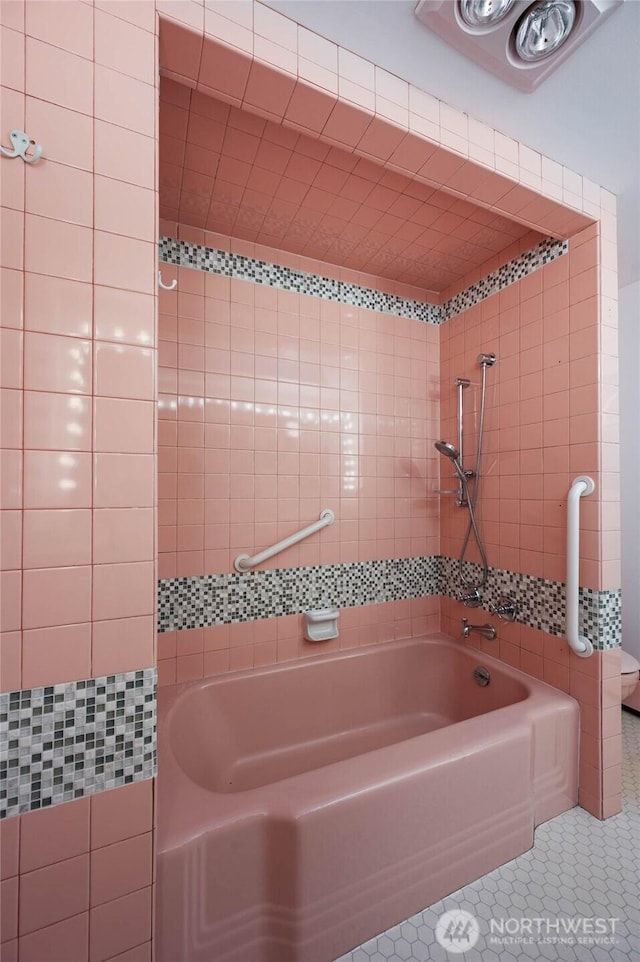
left=435, top=909, right=481, bottom=954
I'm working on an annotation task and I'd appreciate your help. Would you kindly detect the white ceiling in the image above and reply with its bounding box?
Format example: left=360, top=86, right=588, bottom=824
left=264, top=0, right=640, bottom=289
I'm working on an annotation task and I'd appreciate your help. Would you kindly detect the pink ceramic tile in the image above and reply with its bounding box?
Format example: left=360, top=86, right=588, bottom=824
left=94, top=287, right=154, bottom=347
left=91, top=780, right=153, bottom=850
left=93, top=508, right=154, bottom=564
left=19, top=854, right=89, bottom=935
left=25, top=37, right=93, bottom=114
left=0, top=268, right=23, bottom=330
left=198, top=36, right=250, bottom=100
left=24, top=332, right=91, bottom=395
left=22, top=622, right=91, bottom=687
left=22, top=565, right=91, bottom=630
left=23, top=451, right=92, bottom=508
left=1, top=877, right=18, bottom=943
left=94, top=8, right=154, bottom=84
left=25, top=96, right=93, bottom=171
left=94, top=343, right=154, bottom=401
left=1, top=388, right=22, bottom=448
left=25, top=0, right=93, bottom=57
left=94, top=66, right=155, bottom=139
left=0, top=329, right=22, bottom=389
left=0, top=629, right=21, bottom=689
left=18, top=913, right=89, bottom=962
left=89, top=886, right=152, bottom=962
left=104, top=941, right=151, bottom=962
left=24, top=214, right=92, bottom=282
left=25, top=273, right=92, bottom=338
left=20, top=796, right=90, bottom=873
left=0, top=817, right=19, bottom=879
left=94, top=232, right=155, bottom=295
left=92, top=561, right=154, bottom=621
left=0, top=509, right=21, bottom=570
left=93, top=454, right=154, bottom=508
left=93, top=399, right=154, bottom=453
left=94, top=121, right=155, bottom=191
left=24, top=392, right=91, bottom=451
left=90, top=833, right=152, bottom=906
left=23, top=509, right=91, bottom=568
left=92, top=615, right=154, bottom=676
left=94, top=177, right=155, bottom=242
left=26, top=159, right=93, bottom=227
left=159, top=16, right=203, bottom=84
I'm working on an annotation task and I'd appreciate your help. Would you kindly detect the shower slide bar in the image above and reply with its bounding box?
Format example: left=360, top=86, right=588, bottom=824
left=566, top=476, right=595, bottom=658
left=234, top=509, right=335, bottom=573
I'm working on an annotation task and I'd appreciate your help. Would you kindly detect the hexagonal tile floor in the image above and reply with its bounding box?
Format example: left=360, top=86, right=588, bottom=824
left=335, top=710, right=639, bottom=962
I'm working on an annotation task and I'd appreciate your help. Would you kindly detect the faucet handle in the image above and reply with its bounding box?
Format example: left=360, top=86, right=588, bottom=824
left=488, top=595, right=519, bottom=622
left=459, top=588, right=482, bottom=608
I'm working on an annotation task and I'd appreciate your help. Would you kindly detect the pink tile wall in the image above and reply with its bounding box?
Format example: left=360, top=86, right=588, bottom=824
left=439, top=223, right=621, bottom=818
left=157, top=227, right=440, bottom=584
left=0, top=2, right=156, bottom=958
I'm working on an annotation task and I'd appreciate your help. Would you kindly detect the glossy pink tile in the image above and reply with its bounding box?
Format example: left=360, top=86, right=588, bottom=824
left=25, top=159, right=93, bottom=227
left=93, top=508, right=154, bottom=564
left=90, top=833, right=152, bottom=906
left=25, top=0, right=94, bottom=58
left=23, top=509, right=91, bottom=568
left=94, top=343, right=155, bottom=400
left=94, top=67, right=155, bottom=139
left=92, top=615, right=154, bottom=676
left=94, top=121, right=155, bottom=191
left=94, top=287, right=154, bottom=347
left=24, top=215, right=92, bottom=282
left=20, top=796, right=90, bottom=873
left=25, top=37, right=93, bottom=114
left=93, top=232, right=155, bottom=295
left=19, top=854, right=90, bottom=935
left=24, top=392, right=91, bottom=450
left=22, top=622, right=92, bottom=687
left=0, top=268, right=23, bottom=330
left=93, top=399, right=154, bottom=453
left=22, top=565, right=91, bottom=630
left=25, top=273, right=92, bottom=338
left=94, top=8, right=154, bottom=84
left=89, top=886, right=152, bottom=962
left=25, top=96, right=93, bottom=171
left=24, top=332, right=91, bottom=394
left=94, top=176, right=155, bottom=242
left=90, top=780, right=153, bottom=850
left=92, top=561, right=154, bottom=621
left=0, top=388, right=22, bottom=448
left=23, top=451, right=92, bottom=508
left=0, top=329, right=23, bottom=389
left=18, top=913, right=89, bottom=962
left=93, top=454, right=154, bottom=508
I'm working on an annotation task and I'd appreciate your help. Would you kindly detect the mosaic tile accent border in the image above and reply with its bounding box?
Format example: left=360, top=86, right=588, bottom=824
left=158, top=236, right=441, bottom=324
left=0, top=669, right=156, bottom=820
left=441, top=237, right=569, bottom=320
left=441, top=556, right=621, bottom=650
left=158, top=556, right=441, bottom=631
left=158, top=236, right=568, bottom=325
left=157, top=557, right=621, bottom=650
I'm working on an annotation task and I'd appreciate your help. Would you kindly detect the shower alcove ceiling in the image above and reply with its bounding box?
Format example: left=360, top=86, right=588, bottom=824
left=159, top=79, right=547, bottom=294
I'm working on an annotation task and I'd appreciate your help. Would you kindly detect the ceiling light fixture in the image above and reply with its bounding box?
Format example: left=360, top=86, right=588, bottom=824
left=514, top=0, right=577, bottom=61
left=459, top=0, right=516, bottom=28
left=415, top=0, right=623, bottom=92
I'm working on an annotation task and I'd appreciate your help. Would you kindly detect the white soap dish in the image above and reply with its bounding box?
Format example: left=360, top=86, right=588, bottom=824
left=304, top=607, right=339, bottom=642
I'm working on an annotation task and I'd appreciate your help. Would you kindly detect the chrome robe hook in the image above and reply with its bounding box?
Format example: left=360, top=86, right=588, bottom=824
left=0, top=129, right=43, bottom=164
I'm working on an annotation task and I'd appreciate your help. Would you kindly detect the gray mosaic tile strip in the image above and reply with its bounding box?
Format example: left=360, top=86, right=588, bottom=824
left=440, top=556, right=621, bottom=650
left=158, top=557, right=441, bottom=632
left=158, top=236, right=442, bottom=324
left=0, top=669, right=156, bottom=820
left=158, top=236, right=568, bottom=324
left=441, top=238, right=569, bottom=320
left=157, top=557, right=620, bottom=650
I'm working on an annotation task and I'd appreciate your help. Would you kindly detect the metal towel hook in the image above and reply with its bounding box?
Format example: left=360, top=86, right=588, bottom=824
left=0, top=129, right=43, bottom=164
left=158, top=271, right=177, bottom=291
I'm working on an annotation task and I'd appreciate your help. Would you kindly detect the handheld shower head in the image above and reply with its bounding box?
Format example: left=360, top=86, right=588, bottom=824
left=435, top=440, right=459, bottom=460
left=478, top=353, right=497, bottom=367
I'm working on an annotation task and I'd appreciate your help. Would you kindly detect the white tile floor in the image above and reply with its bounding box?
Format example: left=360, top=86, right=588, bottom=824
left=336, top=711, right=640, bottom=962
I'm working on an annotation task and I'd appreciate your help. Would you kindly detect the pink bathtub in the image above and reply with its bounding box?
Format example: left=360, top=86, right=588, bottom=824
left=156, top=634, right=579, bottom=962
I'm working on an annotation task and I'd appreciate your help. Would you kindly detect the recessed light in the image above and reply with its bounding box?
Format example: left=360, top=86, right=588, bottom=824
left=459, top=0, right=516, bottom=28
left=514, top=0, right=577, bottom=62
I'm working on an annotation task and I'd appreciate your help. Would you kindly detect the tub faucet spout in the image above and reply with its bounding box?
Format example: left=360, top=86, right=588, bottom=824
left=461, top=618, right=496, bottom=640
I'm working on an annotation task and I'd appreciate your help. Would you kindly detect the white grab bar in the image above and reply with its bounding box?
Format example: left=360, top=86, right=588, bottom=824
left=234, top=509, right=335, bottom=573
left=566, top=475, right=595, bottom=658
